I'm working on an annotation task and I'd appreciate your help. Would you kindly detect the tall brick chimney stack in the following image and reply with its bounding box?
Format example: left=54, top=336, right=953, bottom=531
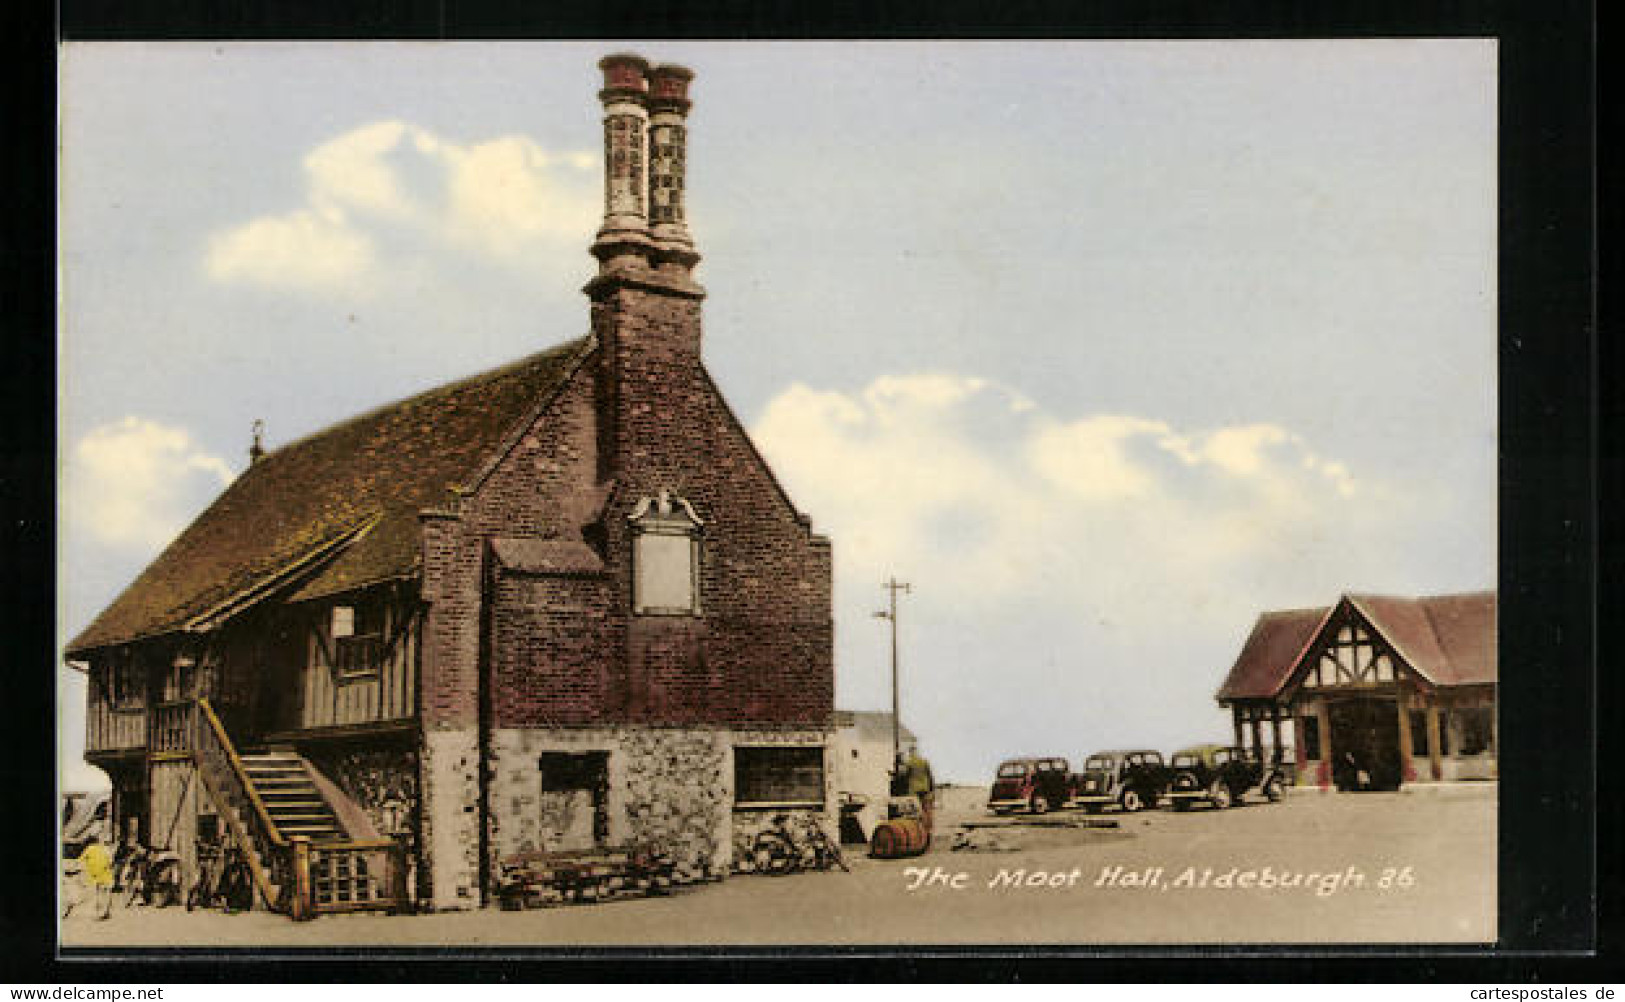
left=585, top=54, right=706, bottom=483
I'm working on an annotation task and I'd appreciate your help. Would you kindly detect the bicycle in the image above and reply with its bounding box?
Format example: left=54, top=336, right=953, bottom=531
left=120, top=846, right=183, bottom=908
left=187, top=841, right=253, bottom=912
left=749, top=814, right=849, bottom=875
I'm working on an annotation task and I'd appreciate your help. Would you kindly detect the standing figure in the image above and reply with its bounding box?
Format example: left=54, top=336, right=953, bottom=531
left=75, top=832, right=115, bottom=920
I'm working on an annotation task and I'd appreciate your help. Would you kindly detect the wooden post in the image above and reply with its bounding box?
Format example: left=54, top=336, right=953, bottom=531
left=1315, top=701, right=1334, bottom=789
left=389, top=842, right=409, bottom=914
left=1425, top=705, right=1443, bottom=781
left=1269, top=709, right=1284, bottom=766
left=290, top=837, right=313, bottom=921
left=1231, top=706, right=1245, bottom=749
left=1395, top=690, right=1415, bottom=786
left=1249, top=716, right=1264, bottom=761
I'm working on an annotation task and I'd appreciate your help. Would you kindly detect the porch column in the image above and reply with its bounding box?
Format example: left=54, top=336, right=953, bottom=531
left=1231, top=706, right=1245, bottom=749
left=1395, top=688, right=1415, bottom=785
left=1249, top=716, right=1264, bottom=760
left=1315, top=701, right=1333, bottom=788
left=1269, top=708, right=1284, bottom=765
left=1425, top=705, right=1443, bottom=781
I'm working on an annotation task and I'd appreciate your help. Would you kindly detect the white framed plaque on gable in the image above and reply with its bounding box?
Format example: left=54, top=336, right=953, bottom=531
left=629, top=490, right=704, bottom=615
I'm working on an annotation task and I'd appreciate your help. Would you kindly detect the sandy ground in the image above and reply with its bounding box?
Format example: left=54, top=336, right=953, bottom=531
left=61, top=783, right=1495, bottom=949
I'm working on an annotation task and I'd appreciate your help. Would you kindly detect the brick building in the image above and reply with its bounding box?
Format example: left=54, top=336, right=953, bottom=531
left=1215, top=591, right=1495, bottom=791
left=66, top=54, right=836, bottom=914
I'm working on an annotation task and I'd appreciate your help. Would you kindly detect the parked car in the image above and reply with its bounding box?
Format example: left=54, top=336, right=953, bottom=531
left=1165, top=744, right=1286, bottom=810
left=987, top=757, right=1075, bottom=814
left=1072, top=749, right=1171, bottom=813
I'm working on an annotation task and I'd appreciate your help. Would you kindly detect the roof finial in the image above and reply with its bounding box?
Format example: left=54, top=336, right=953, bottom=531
left=249, top=419, right=266, bottom=464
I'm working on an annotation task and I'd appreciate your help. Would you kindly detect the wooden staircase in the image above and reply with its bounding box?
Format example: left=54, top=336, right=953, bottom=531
left=191, top=699, right=408, bottom=918
left=238, top=750, right=345, bottom=844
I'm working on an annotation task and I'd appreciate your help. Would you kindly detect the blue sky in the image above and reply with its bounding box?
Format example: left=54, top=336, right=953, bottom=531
left=58, top=40, right=1496, bottom=787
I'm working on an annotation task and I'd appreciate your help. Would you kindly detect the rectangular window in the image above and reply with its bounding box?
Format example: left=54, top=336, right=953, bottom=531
left=108, top=656, right=142, bottom=709
left=734, top=746, right=825, bottom=808
left=333, top=598, right=385, bottom=677
left=1300, top=716, right=1322, bottom=760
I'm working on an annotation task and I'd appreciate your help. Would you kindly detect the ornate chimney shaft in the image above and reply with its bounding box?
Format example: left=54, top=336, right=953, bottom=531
left=590, top=54, right=699, bottom=280
left=647, top=64, right=698, bottom=272
left=592, top=53, right=654, bottom=271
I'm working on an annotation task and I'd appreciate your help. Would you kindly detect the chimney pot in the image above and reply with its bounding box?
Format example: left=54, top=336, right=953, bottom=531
left=598, top=53, right=651, bottom=94
left=648, top=64, right=694, bottom=106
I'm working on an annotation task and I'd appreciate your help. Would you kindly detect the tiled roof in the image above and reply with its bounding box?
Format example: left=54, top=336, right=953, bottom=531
left=1214, top=606, right=1331, bottom=700
left=833, top=710, right=917, bottom=746
left=490, top=538, right=606, bottom=576
left=67, top=338, right=593, bottom=655
left=1215, top=591, right=1496, bottom=701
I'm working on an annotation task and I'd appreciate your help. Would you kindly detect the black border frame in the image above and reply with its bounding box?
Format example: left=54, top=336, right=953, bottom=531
left=7, top=0, right=1602, bottom=982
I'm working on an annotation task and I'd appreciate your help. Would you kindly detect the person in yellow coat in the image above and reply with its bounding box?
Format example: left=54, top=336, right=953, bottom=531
left=75, top=832, right=115, bottom=920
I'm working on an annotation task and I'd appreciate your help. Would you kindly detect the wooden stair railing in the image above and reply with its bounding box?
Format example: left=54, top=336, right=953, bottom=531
left=191, top=699, right=409, bottom=918
left=192, top=698, right=303, bottom=917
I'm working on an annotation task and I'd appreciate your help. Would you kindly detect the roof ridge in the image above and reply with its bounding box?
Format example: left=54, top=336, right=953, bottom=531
left=258, top=337, right=591, bottom=462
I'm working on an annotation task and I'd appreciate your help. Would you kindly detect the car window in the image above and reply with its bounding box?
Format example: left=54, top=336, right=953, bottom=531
left=1145, top=752, right=1163, bottom=765
left=1172, top=753, right=1197, bottom=769
left=997, top=763, right=1028, bottom=778
left=1126, top=753, right=1141, bottom=766
left=1215, top=749, right=1231, bottom=766
left=1084, top=756, right=1112, bottom=770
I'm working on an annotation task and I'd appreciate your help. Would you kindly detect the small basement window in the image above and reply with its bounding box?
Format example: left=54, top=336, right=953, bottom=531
left=734, top=746, right=825, bottom=808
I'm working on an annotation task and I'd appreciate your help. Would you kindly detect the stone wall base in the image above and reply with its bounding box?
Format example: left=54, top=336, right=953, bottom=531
left=487, top=726, right=832, bottom=888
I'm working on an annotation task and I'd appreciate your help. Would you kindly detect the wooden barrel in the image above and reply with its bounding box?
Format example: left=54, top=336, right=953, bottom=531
left=869, top=818, right=930, bottom=859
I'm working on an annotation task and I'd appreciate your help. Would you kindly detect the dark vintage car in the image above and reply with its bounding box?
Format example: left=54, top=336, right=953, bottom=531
left=1165, top=744, right=1286, bottom=809
left=987, top=757, right=1074, bottom=814
left=1071, top=750, right=1171, bottom=813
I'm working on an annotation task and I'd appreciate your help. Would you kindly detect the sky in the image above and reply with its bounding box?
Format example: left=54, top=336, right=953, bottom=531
left=57, top=40, right=1497, bottom=788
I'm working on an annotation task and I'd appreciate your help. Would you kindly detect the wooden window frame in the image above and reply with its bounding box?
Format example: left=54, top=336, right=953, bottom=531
left=331, top=598, right=386, bottom=680
left=107, top=654, right=144, bottom=711
left=733, top=745, right=826, bottom=809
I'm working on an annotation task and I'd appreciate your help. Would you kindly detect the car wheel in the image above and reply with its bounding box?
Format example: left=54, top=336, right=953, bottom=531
left=1263, top=775, right=1284, bottom=802
left=1083, top=803, right=1102, bottom=815
left=1120, top=789, right=1142, bottom=813
left=1210, top=782, right=1233, bottom=810
left=1030, top=794, right=1049, bottom=815
left=1172, top=800, right=1190, bottom=812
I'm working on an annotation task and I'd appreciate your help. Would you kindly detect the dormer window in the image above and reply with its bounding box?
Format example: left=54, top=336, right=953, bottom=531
left=629, top=490, right=703, bottom=615
left=332, top=597, right=384, bottom=677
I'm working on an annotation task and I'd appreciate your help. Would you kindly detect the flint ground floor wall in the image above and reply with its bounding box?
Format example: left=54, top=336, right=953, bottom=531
left=485, top=726, right=834, bottom=892
left=300, top=737, right=422, bottom=903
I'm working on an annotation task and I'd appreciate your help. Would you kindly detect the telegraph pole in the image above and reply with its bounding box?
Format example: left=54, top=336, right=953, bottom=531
left=874, top=577, right=912, bottom=776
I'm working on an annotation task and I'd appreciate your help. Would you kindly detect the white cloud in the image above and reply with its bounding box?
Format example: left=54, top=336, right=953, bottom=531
left=754, top=374, right=1379, bottom=621
left=63, top=417, right=236, bottom=551
left=204, top=204, right=374, bottom=290
left=750, top=373, right=1471, bottom=779
left=203, top=120, right=598, bottom=292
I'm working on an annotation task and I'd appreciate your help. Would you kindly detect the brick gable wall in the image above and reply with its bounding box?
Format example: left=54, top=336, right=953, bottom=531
left=472, top=281, right=833, bottom=728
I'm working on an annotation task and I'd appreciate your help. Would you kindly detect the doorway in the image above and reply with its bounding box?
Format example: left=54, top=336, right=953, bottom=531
left=538, top=752, right=609, bottom=851
left=1328, top=698, right=1402, bottom=791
